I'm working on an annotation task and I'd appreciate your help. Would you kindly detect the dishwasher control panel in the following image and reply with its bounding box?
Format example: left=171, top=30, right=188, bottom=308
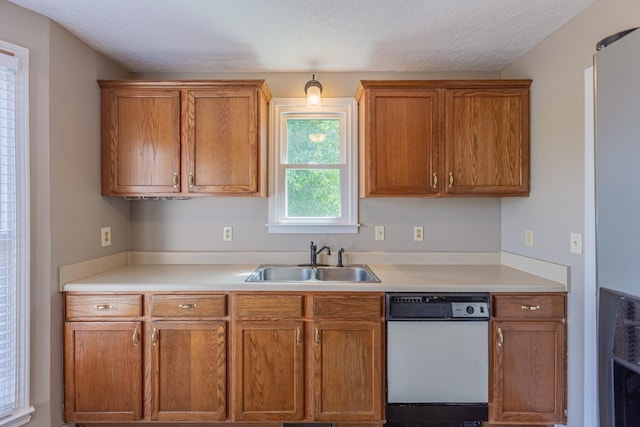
left=386, top=292, right=490, bottom=320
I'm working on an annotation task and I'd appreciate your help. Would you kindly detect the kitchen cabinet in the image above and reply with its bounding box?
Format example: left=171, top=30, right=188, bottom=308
left=355, top=80, right=531, bottom=197
left=99, top=80, right=271, bottom=197
left=64, top=294, right=144, bottom=422
left=148, top=294, right=227, bottom=421
left=63, top=292, right=228, bottom=423
left=231, top=293, right=385, bottom=423
left=489, top=293, right=567, bottom=425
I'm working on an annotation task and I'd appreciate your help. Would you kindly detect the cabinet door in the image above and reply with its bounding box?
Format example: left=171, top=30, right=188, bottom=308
left=101, top=89, right=181, bottom=195
left=150, top=321, right=227, bottom=421
left=364, top=89, right=439, bottom=196
left=234, top=320, right=305, bottom=421
left=443, top=87, right=529, bottom=195
left=490, top=320, right=566, bottom=423
left=186, top=89, right=259, bottom=194
left=64, top=322, right=143, bottom=422
left=312, top=320, right=384, bottom=421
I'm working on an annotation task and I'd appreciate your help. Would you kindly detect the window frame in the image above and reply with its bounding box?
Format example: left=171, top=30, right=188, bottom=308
left=0, top=40, right=32, bottom=427
left=267, top=98, right=359, bottom=234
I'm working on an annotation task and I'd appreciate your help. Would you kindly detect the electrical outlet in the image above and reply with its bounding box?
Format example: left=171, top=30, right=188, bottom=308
left=525, top=229, right=534, bottom=247
left=375, top=226, right=385, bottom=241
left=414, top=226, right=424, bottom=241
left=101, top=227, right=112, bottom=247
left=570, top=232, right=583, bottom=254
left=223, top=226, right=233, bottom=241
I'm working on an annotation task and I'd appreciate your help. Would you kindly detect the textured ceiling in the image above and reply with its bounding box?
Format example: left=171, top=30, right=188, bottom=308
left=9, top=0, right=595, bottom=73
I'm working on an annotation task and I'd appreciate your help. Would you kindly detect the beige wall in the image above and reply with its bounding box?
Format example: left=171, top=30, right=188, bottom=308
left=501, top=0, right=640, bottom=424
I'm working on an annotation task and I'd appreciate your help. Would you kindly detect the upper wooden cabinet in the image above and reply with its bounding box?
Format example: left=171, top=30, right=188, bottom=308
left=355, top=80, right=531, bottom=197
left=99, top=80, right=271, bottom=197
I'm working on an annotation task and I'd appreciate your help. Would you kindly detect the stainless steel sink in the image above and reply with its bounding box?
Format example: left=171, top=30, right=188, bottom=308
left=245, top=264, right=380, bottom=283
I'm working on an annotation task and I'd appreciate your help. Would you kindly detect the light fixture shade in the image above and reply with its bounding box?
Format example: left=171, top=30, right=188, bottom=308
left=305, top=75, right=323, bottom=107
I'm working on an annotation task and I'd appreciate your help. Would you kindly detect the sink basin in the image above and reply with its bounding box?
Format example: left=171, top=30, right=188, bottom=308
left=245, top=264, right=380, bottom=283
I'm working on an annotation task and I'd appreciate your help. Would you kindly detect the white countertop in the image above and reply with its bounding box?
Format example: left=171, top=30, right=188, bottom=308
left=61, top=252, right=568, bottom=293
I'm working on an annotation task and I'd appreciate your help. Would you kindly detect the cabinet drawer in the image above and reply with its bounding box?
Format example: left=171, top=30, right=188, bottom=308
left=234, top=295, right=304, bottom=318
left=313, top=295, right=383, bottom=319
left=492, top=293, right=565, bottom=320
left=149, top=294, right=226, bottom=317
left=65, top=294, right=142, bottom=320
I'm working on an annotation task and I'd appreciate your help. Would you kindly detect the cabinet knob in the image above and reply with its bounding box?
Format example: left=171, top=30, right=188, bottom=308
left=132, top=328, right=140, bottom=346
left=151, top=327, right=158, bottom=346
left=314, top=328, right=320, bottom=345
left=188, top=173, right=194, bottom=188
left=497, top=327, right=503, bottom=347
left=432, top=173, right=438, bottom=189
left=172, top=173, right=179, bottom=190
left=296, top=327, right=302, bottom=345
left=449, top=172, right=454, bottom=187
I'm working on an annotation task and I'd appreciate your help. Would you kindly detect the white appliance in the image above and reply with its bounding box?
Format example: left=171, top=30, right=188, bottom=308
left=594, top=26, right=640, bottom=427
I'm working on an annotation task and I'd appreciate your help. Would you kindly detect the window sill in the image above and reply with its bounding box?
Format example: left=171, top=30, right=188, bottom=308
left=267, top=224, right=360, bottom=234
left=0, top=407, right=34, bottom=427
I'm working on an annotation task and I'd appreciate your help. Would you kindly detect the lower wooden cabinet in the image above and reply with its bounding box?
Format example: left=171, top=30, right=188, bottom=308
left=489, top=293, right=567, bottom=425
left=64, top=291, right=385, bottom=424
left=150, top=320, right=227, bottom=421
left=64, top=321, right=143, bottom=422
left=231, top=293, right=385, bottom=423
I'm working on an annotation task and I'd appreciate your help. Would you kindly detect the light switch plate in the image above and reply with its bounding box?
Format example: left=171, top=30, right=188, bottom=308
left=570, top=232, right=583, bottom=254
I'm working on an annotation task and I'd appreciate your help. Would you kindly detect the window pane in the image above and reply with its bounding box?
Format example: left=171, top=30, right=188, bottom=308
left=0, top=64, right=15, bottom=416
left=286, top=119, right=340, bottom=164
left=286, top=169, right=340, bottom=217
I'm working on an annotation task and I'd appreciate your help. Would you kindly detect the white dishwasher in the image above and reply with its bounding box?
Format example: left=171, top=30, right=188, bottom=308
left=385, top=293, right=489, bottom=427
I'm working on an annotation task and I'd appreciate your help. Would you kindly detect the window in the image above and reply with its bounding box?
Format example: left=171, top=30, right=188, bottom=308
left=268, top=98, right=358, bottom=233
left=0, top=41, right=32, bottom=427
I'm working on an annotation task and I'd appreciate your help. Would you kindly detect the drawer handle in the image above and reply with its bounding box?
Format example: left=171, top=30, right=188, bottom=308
left=94, top=304, right=112, bottom=311
left=521, top=304, right=541, bottom=311
left=497, top=327, right=503, bottom=347
left=179, top=303, right=197, bottom=309
left=132, top=328, right=140, bottom=346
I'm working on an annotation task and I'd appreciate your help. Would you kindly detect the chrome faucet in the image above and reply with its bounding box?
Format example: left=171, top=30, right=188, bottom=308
left=309, top=241, right=331, bottom=266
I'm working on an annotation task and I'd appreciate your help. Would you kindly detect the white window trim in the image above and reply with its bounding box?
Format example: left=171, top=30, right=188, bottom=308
left=0, top=40, right=33, bottom=427
left=267, top=98, right=359, bottom=234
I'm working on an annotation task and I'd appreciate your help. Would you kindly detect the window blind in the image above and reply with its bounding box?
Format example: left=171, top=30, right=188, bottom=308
left=0, top=57, right=17, bottom=418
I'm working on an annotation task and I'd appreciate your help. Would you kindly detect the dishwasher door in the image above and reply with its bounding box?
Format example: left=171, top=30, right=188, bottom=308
left=387, top=320, right=488, bottom=404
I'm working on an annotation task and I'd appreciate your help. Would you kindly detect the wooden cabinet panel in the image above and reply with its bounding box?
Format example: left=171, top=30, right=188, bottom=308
left=312, top=321, right=383, bottom=421
left=149, top=294, right=226, bottom=317
left=101, top=89, right=181, bottom=195
left=359, top=88, right=439, bottom=196
left=489, top=293, right=567, bottom=425
left=187, top=89, right=258, bottom=193
left=234, top=294, right=304, bottom=318
left=64, top=321, right=143, bottom=422
left=65, top=294, right=142, bottom=320
left=233, top=320, right=305, bottom=421
left=150, top=320, right=226, bottom=421
left=490, top=321, right=565, bottom=423
left=444, top=87, right=529, bottom=196
left=313, top=295, right=383, bottom=318
left=492, top=293, right=565, bottom=320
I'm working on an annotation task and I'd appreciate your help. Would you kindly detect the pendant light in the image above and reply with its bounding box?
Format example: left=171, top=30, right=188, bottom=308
left=304, top=74, right=323, bottom=107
